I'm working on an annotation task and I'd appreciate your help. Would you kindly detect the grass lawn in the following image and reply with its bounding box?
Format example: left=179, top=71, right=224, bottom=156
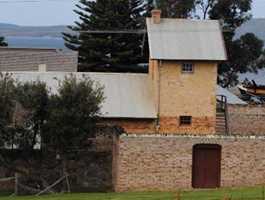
left=0, top=186, right=264, bottom=200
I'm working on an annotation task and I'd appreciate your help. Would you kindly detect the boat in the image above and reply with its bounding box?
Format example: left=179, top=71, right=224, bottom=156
left=238, top=80, right=265, bottom=102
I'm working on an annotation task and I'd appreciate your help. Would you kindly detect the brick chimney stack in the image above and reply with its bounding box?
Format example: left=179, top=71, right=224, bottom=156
left=151, top=9, right=162, bottom=24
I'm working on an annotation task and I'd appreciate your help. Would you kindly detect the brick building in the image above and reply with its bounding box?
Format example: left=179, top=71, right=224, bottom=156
left=2, top=10, right=265, bottom=192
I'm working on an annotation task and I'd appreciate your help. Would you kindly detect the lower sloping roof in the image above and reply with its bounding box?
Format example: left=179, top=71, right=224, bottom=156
left=217, top=85, right=247, bottom=105
left=8, top=72, right=157, bottom=119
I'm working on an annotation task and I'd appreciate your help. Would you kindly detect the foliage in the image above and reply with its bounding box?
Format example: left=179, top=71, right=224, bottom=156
left=63, top=0, right=147, bottom=72
left=14, top=81, right=49, bottom=151
left=0, top=36, right=8, bottom=47
left=194, top=0, right=265, bottom=87
left=0, top=74, right=105, bottom=187
left=0, top=73, right=16, bottom=147
left=43, top=74, right=104, bottom=155
left=219, top=33, right=265, bottom=87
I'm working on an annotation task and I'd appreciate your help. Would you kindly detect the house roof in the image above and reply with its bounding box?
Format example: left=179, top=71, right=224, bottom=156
left=146, top=18, right=227, bottom=61
left=0, top=47, right=78, bottom=72
left=9, top=72, right=157, bottom=119
left=217, top=85, right=247, bottom=105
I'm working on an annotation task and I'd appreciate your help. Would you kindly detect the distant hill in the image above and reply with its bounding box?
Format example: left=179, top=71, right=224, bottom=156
left=0, top=23, right=19, bottom=28
left=236, top=18, right=265, bottom=42
left=0, top=23, right=72, bottom=37
left=1, top=19, right=265, bottom=49
left=1, top=19, right=265, bottom=39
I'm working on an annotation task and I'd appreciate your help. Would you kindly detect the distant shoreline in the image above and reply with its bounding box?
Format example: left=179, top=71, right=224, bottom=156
left=6, top=36, right=66, bottom=49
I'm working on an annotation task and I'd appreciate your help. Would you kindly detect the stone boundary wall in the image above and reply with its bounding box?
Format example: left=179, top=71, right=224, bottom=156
left=228, top=105, right=265, bottom=136
left=114, top=135, right=265, bottom=192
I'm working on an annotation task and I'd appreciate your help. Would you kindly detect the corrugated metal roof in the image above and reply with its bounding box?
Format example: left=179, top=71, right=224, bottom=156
left=8, top=72, right=157, bottom=119
left=0, top=48, right=78, bottom=72
left=217, top=85, right=247, bottom=105
left=147, top=18, right=227, bottom=61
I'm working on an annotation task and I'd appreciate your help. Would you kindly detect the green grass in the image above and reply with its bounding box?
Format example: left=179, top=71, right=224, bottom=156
left=0, top=186, right=264, bottom=200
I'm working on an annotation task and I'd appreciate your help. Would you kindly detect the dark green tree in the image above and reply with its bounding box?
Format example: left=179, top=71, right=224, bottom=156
left=14, top=81, right=49, bottom=150
left=0, top=73, right=16, bottom=148
left=43, top=75, right=104, bottom=156
left=0, top=36, right=8, bottom=47
left=63, top=0, right=147, bottom=72
left=0, top=74, right=105, bottom=193
left=0, top=78, right=50, bottom=179
left=219, top=33, right=265, bottom=87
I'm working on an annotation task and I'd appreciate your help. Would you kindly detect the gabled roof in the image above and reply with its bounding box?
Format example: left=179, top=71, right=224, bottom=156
left=9, top=72, right=157, bottom=119
left=146, top=18, right=227, bottom=61
left=0, top=47, right=77, bottom=72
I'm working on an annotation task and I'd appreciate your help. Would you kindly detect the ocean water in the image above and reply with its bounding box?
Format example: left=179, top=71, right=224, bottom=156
left=6, top=36, right=66, bottom=49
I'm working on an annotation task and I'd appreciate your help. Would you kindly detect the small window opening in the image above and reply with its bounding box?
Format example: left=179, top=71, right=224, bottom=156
left=182, top=63, right=194, bottom=73
left=180, top=116, right=192, bottom=125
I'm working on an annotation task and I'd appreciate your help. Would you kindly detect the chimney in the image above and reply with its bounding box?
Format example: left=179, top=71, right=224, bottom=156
left=38, top=64, right=47, bottom=72
left=151, top=9, right=162, bottom=24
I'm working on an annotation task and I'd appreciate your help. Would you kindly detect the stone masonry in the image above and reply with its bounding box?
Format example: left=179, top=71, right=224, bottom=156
left=114, top=135, right=265, bottom=192
left=228, top=104, right=265, bottom=136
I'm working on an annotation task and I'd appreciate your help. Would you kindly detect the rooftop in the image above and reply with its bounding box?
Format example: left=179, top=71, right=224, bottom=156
left=146, top=18, right=227, bottom=61
left=8, top=72, right=157, bottom=119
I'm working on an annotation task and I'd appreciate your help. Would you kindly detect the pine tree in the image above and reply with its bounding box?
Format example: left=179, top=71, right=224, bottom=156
left=63, top=0, right=147, bottom=72
left=0, top=36, right=8, bottom=47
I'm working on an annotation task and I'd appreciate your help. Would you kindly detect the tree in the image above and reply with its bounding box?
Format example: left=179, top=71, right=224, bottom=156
left=43, top=75, right=104, bottom=159
left=63, top=0, right=147, bottom=72
left=0, top=74, right=105, bottom=193
left=193, top=0, right=264, bottom=87
left=14, top=81, right=49, bottom=151
left=0, top=73, right=16, bottom=148
left=218, top=33, right=265, bottom=87
left=0, top=36, right=8, bottom=47
left=0, top=78, right=50, bottom=183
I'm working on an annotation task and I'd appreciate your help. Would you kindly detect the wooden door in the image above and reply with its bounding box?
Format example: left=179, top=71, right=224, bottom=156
left=192, top=144, right=221, bottom=188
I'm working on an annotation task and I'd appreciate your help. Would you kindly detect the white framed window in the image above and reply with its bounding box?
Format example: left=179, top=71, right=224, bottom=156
left=182, top=63, right=194, bottom=73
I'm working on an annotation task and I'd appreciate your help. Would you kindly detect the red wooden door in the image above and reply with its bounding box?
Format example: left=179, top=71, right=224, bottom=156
left=192, top=144, right=221, bottom=188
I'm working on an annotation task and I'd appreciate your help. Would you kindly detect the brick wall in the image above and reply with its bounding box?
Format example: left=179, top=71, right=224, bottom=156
left=149, top=60, right=217, bottom=135
left=0, top=48, right=77, bottom=72
left=114, top=135, right=265, bottom=192
left=228, top=104, right=265, bottom=135
left=103, top=117, right=216, bottom=135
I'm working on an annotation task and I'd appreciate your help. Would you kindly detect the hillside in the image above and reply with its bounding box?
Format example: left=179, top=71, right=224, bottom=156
left=1, top=19, right=265, bottom=39
left=0, top=23, right=71, bottom=37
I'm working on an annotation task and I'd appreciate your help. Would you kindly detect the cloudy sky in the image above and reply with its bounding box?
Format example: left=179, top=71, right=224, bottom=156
left=0, top=0, right=264, bottom=26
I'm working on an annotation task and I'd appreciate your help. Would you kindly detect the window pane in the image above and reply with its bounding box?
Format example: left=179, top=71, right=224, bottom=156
left=182, top=63, right=193, bottom=73
left=180, top=116, right=192, bottom=125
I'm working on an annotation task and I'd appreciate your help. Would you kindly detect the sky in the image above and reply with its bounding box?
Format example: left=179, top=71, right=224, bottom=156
left=0, top=0, right=265, bottom=26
